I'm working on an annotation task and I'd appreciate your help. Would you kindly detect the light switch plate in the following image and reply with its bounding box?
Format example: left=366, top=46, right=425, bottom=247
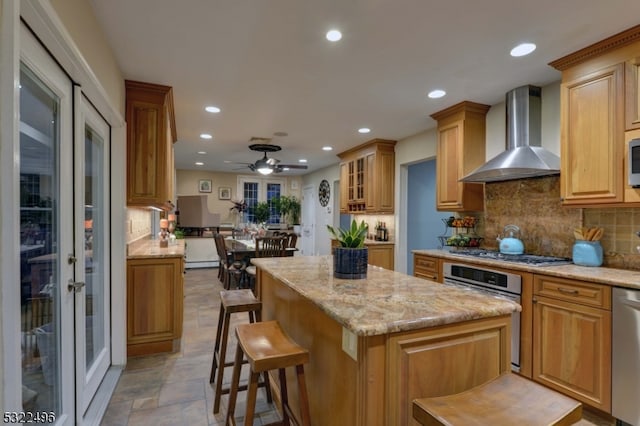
left=341, top=327, right=358, bottom=361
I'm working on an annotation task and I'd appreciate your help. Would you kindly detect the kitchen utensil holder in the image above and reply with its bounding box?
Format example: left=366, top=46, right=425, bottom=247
left=572, top=240, right=603, bottom=267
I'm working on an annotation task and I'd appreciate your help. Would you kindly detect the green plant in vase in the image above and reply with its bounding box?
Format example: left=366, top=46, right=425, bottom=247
left=327, top=219, right=369, bottom=279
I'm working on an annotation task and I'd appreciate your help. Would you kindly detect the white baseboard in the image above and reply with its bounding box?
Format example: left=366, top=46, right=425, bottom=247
left=185, top=260, right=219, bottom=269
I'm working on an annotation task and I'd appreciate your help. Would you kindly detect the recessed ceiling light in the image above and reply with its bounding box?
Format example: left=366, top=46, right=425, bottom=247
left=197, top=151, right=206, bottom=155
left=195, top=162, right=204, bottom=166
left=358, top=127, right=371, bottom=134
left=510, top=42, right=536, bottom=57
left=427, top=89, right=446, bottom=99
left=326, top=29, right=342, bottom=42
left=322, top=146, right=333, bottom=151
left=200, top=133, right=213, bottom=140
left=205, top=106, right=220, bottom=113
left=299, top=159, right=308, bottom=163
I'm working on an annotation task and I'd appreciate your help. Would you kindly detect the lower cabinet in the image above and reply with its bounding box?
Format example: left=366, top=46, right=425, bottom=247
left=532, top=274, right=612, bottom=413
left=126, top=256, right=185, bottom=356
left=367, top=243, right=394, bottom=270
left=413, top=253, right=441, bottom=282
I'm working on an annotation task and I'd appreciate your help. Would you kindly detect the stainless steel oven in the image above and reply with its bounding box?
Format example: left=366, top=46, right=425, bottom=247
left=442, top=262, right=522, bottom=372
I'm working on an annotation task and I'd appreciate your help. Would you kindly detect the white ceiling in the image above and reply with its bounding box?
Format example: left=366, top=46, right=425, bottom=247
left=89, top=0, right=640, bottom=175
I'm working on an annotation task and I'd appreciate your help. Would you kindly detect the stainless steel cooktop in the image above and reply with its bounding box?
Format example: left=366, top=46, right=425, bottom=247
left=451, top=248, right=573, bottom=266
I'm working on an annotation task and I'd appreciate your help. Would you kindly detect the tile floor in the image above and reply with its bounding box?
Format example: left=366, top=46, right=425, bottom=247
left=101, top=268, right=277, bottom=425
left=101, top=267, right=615, bottom=425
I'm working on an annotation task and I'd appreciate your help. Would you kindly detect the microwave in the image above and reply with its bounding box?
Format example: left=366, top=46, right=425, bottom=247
left=630, top=139, right=640, bottom=188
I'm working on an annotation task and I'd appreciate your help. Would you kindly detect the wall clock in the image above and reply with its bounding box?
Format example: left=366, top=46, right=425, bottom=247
left=319, top=179, right=330, bottom=207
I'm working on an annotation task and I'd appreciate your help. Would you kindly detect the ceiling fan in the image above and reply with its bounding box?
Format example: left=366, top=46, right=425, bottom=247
left=240, top=143, right=308, bottom=175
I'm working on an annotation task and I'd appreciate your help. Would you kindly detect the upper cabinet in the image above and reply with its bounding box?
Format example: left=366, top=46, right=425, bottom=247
left=125, top=80, right=177, bottom=210
left=550, top=25, right=640, bottom=207
left=430, top=101, right=490, bottom=212
left=337, top=139, right=396, bottom=214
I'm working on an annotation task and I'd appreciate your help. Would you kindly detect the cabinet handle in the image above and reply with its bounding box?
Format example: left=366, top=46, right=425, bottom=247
left=557, top=287, right=579, bottom=295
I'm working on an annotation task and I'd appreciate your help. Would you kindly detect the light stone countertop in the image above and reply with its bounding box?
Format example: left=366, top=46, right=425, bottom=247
left=127, top=238, right=186, bottom=259
left=251, top=255, right=520, bottom=336
left=414, top=249, right=640, bottom=290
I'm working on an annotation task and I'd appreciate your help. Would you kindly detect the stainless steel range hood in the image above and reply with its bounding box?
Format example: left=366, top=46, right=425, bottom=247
left=461, top=85, right=560, bottom=183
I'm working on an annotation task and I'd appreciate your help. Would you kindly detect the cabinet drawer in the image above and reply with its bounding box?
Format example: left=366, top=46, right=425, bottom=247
left=414, top=271, right=439, bottom=282
left=414, top=254, right=441, bottom=282
left=534, top=274, right=611, bottom=310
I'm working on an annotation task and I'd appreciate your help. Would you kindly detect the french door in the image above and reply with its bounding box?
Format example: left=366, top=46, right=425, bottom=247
left=74, top=90, right=111, bottom=415
left=19, top=24, right=111, bottom=424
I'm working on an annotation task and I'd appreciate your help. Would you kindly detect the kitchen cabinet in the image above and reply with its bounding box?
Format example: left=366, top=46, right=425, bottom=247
left=430, top=101, right=490, bottom=212
left=337, top=139, right=396, bottom=214
left=413, top=253, right=441, bottom=282
left=127, top=255, right=185, bottom=356
left=366, top=243, right=394, bottom=270
left=125, top=80, right=177, bottom=210
left=550, top=25, right=640, bottom=207
left=532, top=274, right=611, bottom=413
left=331, top=239, right=394, bottom=270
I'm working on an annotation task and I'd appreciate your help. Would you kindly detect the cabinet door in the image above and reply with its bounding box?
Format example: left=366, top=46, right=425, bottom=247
left=127, top=257, right=183, bottom=355
left=366, top=152, right=376, bottom=211
left=436, top=120, right=463, bottom=210
left=125, top=81, right=175, bottom=209
left=339, top=162, right=348, bottom=213
left=560, top=63, right=624, bottom=205
left=627, top=56, right=640, bottom=130
left=367, top=245, right=394, bottom=270
left=533, top=295, right=611, bottom=412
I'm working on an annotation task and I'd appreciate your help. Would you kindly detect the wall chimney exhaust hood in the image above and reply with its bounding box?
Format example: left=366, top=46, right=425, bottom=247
left=461, top=85, right=560, bottom=183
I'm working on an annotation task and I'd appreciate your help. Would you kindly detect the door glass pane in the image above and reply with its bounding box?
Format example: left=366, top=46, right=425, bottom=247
left=243, top=182, right=258, bottom=224
left=20, top=64, right=61, bottom=414
left=266, top=183, right=281, bottom=224
left=84, top=125, right=105, bottom=369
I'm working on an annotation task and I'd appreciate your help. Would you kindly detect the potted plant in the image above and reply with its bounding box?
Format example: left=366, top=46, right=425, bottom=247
left=326, top=219, right=369, bottom=279
left=273, top=195, right=302, bottom=231
left=252, top=201, right=271, bottom=225
left=288, top=196, right=301, bottom=233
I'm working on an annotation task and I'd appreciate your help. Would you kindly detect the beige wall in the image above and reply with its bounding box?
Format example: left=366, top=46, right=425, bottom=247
left=50, top=0, right=125, bottom=114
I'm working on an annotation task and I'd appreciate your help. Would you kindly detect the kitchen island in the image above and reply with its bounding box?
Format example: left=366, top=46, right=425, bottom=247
left=251, top=255, right=520, bottom=426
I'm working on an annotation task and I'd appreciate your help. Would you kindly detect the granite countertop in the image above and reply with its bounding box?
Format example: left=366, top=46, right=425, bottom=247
left=127, top=238, right=186, bottom=259
left=414, top=249, right=640, bottom=290
left=251, top=255, right=519, bottom=337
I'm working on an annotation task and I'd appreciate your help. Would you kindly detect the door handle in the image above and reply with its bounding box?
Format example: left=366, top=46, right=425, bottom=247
left=67, top=279, right=85, bottom=293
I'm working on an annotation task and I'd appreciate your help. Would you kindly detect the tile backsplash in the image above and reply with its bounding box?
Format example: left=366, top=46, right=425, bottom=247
left=478, top=175, right=640, bottom=270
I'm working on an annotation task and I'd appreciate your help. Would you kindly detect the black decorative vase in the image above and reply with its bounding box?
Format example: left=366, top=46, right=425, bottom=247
left=333, top=247, right=368, bottom=279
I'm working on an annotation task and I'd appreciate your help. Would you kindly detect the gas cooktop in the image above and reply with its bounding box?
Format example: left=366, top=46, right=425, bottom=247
left=451, top=248, right=573, bottom=266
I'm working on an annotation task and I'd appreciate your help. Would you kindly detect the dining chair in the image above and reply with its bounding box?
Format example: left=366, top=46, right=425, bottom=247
left=213, top=233, right=242, bottom=289
left=284, top=232, right=297, bottom=249
left=245, top=236, right=287, bottom=288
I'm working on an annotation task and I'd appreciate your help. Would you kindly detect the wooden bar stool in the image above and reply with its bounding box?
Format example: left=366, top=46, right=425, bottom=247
left=413, top=373, right=582, bottom=426
left=226, top=320, right=311, bottom=426
left=210, top=289, right=272, bottom=414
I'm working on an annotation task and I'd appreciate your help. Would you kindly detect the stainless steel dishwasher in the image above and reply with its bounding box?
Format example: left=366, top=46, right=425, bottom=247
left=612, top=287, right=640, bottom=426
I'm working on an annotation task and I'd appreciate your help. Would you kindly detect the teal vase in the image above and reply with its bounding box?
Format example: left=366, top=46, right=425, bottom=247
left=572, top=240, right=603, bottom=267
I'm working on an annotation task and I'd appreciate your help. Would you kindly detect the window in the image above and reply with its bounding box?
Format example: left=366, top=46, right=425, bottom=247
left=238, top=176, right=285, bottom=224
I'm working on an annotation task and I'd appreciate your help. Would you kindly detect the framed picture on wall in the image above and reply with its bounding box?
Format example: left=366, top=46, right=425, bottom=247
left=218, top=186, right=231, bottom=200
left=198, top=179, right=212, bottom=193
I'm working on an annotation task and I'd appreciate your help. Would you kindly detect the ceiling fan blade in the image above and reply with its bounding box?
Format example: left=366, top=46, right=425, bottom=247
left=278, top=164, right=308, bottom=169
